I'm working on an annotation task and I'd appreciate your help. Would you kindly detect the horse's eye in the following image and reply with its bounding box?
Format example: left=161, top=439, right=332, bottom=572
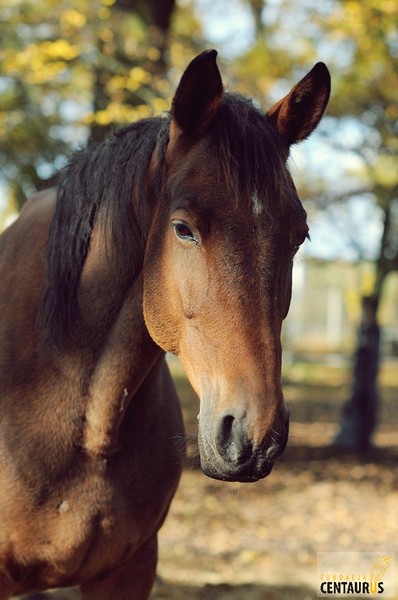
left=292, top=231, right=310, bottom=255
left=172, top=221, right=199, bottom=244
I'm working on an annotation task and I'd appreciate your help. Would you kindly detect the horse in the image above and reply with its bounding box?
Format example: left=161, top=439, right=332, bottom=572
left=0, top=50, right=330, bottom=599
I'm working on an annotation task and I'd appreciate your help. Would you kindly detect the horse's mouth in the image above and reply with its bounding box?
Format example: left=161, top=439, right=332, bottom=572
left=197, top=411, right=289, bottom=483
left=197, top=432, right=278, bottom=483
left=201, top=459, right=275, bottom=483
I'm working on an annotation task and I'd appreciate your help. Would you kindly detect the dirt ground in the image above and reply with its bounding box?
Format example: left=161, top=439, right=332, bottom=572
left=14, top=358, right=398, bottom=599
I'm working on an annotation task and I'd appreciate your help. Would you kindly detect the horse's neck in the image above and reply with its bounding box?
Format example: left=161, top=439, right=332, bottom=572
left=78, top=246, right=162, bottom=457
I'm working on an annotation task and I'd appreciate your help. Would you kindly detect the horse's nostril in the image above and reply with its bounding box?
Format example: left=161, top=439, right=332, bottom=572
left=216, top=414, right=235, bottom=452
left=216, top=413, right=252, bottom=464
left=221, top=414, right=235, bottom=438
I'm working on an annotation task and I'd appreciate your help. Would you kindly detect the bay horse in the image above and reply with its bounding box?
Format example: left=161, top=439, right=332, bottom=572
left=0, top=50, right=330, bottom=599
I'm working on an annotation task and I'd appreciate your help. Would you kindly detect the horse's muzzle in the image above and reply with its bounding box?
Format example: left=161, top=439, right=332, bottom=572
left=198, top=412, right=289, bottom=483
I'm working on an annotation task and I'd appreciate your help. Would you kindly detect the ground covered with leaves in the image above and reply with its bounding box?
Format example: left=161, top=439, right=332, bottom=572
left=16, top=357, right=398, bottom=599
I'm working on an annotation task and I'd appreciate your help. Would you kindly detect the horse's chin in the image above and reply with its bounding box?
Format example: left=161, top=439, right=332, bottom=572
left=200, top=460, right=273, bottom=483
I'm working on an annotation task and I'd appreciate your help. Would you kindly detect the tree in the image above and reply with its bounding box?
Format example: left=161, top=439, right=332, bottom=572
left=319, top=0, right=398, bottom=451
left=0, top=0, right=78, bottom=208
left=0, top=0, right=180, bottom=211
left=88, top=0, right=176, bottom=143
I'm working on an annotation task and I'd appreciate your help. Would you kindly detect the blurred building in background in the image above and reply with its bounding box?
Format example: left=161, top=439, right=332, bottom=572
left=284, top=260, right=398, bottom=357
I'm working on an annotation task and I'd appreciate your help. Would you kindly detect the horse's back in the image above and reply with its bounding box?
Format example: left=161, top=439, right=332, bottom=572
left=0, top=187, right=55, bottom=255
left=0, top=187, right=54, bottom=382
left=0, top=189, right=56, bottom=403
left=0, top=188, right=55, bottom=331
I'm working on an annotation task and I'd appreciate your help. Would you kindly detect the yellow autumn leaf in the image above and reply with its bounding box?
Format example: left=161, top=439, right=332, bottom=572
left=41, top=39, right=80, bottom=61
left=373, top=155, right=398, bottom=187
left=60, top=9, right=87, bottom=29
left=99, top=27, right=114, bottom=43
left=107, top=75, right=127, bottom=94
left=147, top=47, right=161, bottom=62
left=129, top=67, right=151, bottom=85
left=125, top=67, right=151, bottom=92
left=94, top=110, right=113, bottom=126
left=151, top=97, right=169, bottom=114
left=98, top=7, right=111, bottom=20
left=25, top=61, right=67, bottom=84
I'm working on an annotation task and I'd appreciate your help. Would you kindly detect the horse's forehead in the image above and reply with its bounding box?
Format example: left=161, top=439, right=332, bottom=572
left=168, top=173, right=303, bottom=227
left=165, top=133, right=305, bottom=227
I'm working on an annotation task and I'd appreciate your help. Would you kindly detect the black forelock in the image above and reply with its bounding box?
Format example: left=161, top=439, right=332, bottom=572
left=211, top=92, right=290, bottom=208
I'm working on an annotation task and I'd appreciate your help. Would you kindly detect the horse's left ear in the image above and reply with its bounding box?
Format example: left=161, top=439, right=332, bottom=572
left=171, top=49, right=224, bottom=136
left=267, top=62, right=331, bottom=146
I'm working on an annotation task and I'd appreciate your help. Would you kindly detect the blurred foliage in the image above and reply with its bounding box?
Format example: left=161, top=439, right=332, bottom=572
left=1, top=0, right=98, bottom=207
left=321, top=0, right=398, bottom=287
left=230, top=0, right=398, bottom=285
left=0, top=0, right=202, bottom=209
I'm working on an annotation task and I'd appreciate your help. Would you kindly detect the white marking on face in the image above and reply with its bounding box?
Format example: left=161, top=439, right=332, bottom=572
left=58, top=500, right=69, bottom=514
left=252, top=191, right=263, bottom=217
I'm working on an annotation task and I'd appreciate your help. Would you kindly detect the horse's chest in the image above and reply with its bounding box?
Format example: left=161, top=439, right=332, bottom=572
left=3, top=444, right=181, bottom=591
left=45, top=466, right=163, bottom=575
left=0, top=362, right=184, bottom=591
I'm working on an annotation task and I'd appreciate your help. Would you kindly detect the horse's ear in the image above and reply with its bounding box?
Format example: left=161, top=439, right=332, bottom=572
left=171, top=49, right=224, bottom=136
left=267, top=62, right=330, bottom=146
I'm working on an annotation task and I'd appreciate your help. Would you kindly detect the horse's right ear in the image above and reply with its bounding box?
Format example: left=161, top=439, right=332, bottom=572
left=171, top=49, right=224, bottom=136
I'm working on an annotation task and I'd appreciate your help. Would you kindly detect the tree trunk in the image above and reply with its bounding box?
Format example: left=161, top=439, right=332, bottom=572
left=334, top=192, right=397, bottom=453
left=334, top=296, right=380, bottom=452
left=90, top=0, right=175, bottom=144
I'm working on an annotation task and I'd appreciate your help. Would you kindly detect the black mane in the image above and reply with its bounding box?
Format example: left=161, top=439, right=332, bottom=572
left=41, top=93, right=288, bottom=346
left=41, top=116, right=169, bottom=346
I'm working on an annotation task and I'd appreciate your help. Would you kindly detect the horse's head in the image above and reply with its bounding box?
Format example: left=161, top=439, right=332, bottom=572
left=143, top=50, right=330, bottom=482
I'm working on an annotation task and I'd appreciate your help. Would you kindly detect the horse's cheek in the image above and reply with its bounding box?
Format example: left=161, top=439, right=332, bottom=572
left=142, top=251, right=181, bottom=355
left=142, top=280, right=177, bottom=355
left=143, top=240, right=208, bottom=356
